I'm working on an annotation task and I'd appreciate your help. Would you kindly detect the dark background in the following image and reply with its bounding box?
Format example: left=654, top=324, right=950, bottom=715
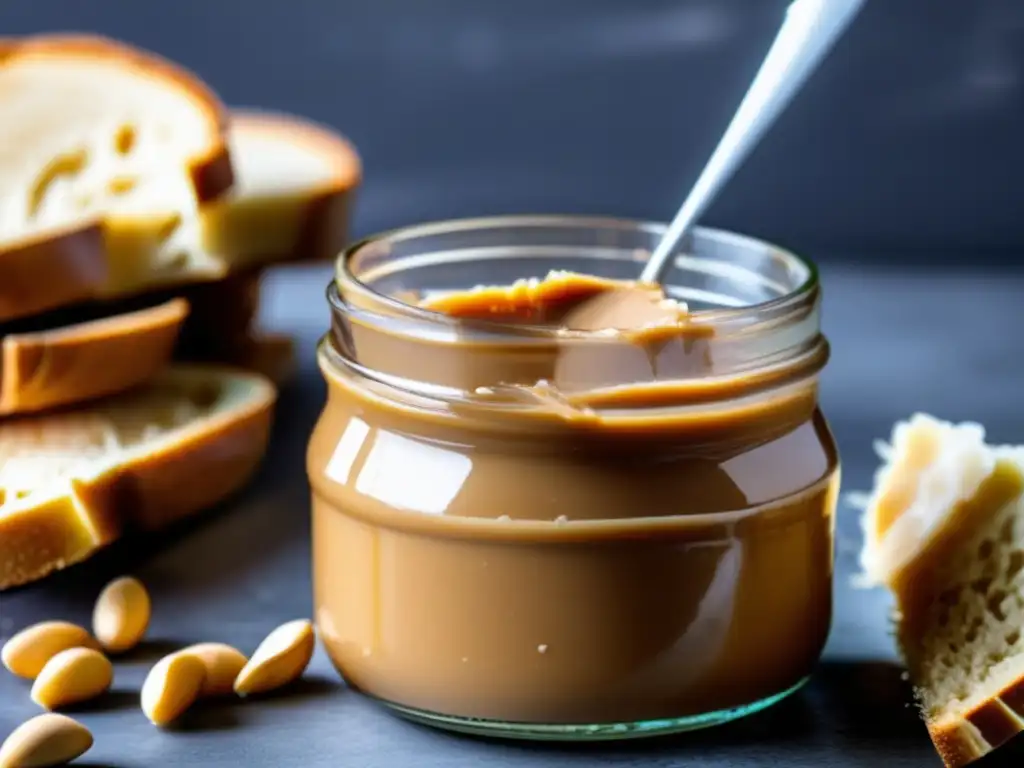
left=3, top=0, right=1024, bottom=262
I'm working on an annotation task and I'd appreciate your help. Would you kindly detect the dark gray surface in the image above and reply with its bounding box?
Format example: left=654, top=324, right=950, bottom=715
left=2, top=0, right=1024, bottom=259
left=2, top=262, right=1024, bottom=767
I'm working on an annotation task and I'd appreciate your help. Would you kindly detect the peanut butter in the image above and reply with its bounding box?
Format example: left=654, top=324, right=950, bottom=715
left=309, top=225, right=838, bottom=737
left=424, top=270, right=686, bottom=324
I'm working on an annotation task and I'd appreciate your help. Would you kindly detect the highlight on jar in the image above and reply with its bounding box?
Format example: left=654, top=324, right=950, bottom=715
left=308, top=215, right=839, bottom=739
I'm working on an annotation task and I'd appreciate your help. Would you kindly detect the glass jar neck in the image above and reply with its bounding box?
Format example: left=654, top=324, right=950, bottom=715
left=324, top=216, right=827, bottom=419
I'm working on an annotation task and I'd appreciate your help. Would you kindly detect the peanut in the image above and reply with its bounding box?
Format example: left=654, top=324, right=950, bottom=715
left=234, top=619, right=315, bottom=696
left=93, top=576, right=150, bottom=653
left=0, top=713, right=92, bottom=768
left=1, top=622, right=99, bottom=680
left=30, top=647, right=113, bottom=711
left=180, top=642, right=248, bottom=698
left=141, top=651, right=205, bottom=726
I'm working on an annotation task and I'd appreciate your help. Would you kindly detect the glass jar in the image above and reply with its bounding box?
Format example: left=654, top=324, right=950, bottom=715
left=308, top=215, right=838, bottom=740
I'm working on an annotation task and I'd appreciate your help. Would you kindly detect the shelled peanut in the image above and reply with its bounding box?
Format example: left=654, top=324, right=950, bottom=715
left=0, top=714, right=93, bottom=768
left=2, top=573, right=320, bottom=760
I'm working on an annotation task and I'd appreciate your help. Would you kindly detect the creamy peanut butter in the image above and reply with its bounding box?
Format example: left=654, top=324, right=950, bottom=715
left=310, top=267, right=837, bottom=733
left=423, top=270, right=688, bottom=328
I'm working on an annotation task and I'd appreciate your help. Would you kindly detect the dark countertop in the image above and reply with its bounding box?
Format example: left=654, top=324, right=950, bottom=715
left=2, top=262, right=1023, bottom=767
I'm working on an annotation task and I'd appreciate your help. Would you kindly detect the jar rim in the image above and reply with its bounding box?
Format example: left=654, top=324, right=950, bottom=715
left=334, top=214, right=819, bottom=341
left=326, top=215, right=827, bottom=410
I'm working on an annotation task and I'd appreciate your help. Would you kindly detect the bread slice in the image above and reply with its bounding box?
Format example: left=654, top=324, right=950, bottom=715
left=199, top=108, right=361, bottom=265
left=0, top=365, right=274, bottom=590
left=0, top=271, right=255, bottom=417
left=0, top=245, right=296, bottom=417
left=859, top=415, right=1024, bottom=766
left=0, top=33, right=234, bottom=322
left=0, top=298, right=188, bottom=416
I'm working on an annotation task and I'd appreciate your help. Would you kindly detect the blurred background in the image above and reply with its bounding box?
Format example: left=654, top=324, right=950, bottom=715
left=4, top=0, right=1023, bottom=265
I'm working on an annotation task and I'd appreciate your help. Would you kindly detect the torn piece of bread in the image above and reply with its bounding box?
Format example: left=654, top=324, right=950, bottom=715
left=859, top=415, right=1024, bottom=767
left=200, top=108, right=361, bottom=265
left=0, top=298, right=188, bottom=416
left=859, top=413, right=996, bottom=587
left=0, top=365, right=275, bottom=590
left=0, top=33, right=234, bottom=322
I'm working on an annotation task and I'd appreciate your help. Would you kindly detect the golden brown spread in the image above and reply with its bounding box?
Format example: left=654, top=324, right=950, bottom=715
left=423, top=270, right=687, bottom=326
left=309, top=270, right=837, bottom=729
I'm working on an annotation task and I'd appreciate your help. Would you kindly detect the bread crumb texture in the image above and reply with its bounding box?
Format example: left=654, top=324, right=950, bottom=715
left=861, top=413, right=1024, bottom=767
left=0, top=367, right=274, bottom=590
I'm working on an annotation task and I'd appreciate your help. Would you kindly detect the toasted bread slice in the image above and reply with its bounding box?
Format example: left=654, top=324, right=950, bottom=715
left=0, top=261, right=290, bottom=416
left=0, top=298, right=188, bottom=416
left=0, top=365, right=275, bottom=590
left=0, top=271, right=255, bottom=417
left=859, top=415, right=1024, bottom=767
left=200, top=109, right=361, bottom=265
left=0, top=34, right=234, bottom=322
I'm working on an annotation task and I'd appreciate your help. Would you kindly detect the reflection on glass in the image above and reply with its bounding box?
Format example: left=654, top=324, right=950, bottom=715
left=356, top=430, right=473, bottom=516
left=324, top=416, right=370, bottom=486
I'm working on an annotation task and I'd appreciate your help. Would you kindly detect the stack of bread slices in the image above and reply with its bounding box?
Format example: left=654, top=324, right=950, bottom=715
left=0, top=34, right=360, bottom=591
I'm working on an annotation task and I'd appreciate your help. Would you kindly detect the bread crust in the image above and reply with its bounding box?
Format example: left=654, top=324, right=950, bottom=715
left=12, top=33, right=234, bottom=202
left=201, top=108, right=361, bottom=264
left=929, top=718, right=990, bottom=768
left=0, top=34, right=234, bottom=322
left=0, top=224, right=110, bottom=323
left=0, top=366, right=275, bottom=590
left=0, top=266, right=284, bottom=417
left=107, top=369, right=274, bottom=531
left=928, top=676, right=1024, bottom=767
left=861, top=417, right=1024, bottom=768
left=896, top=461, right=1024, bottom=767
left=0, top=297, right=188, bottom=416
left=0, top=96, right=360, bottom=324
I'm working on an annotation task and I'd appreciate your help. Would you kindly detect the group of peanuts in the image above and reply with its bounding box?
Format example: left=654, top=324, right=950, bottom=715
left=0, top=576, right=317, bottom=768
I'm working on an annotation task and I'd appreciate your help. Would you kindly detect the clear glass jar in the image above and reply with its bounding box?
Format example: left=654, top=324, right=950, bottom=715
left=308, top=215, right=838, bottom=740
